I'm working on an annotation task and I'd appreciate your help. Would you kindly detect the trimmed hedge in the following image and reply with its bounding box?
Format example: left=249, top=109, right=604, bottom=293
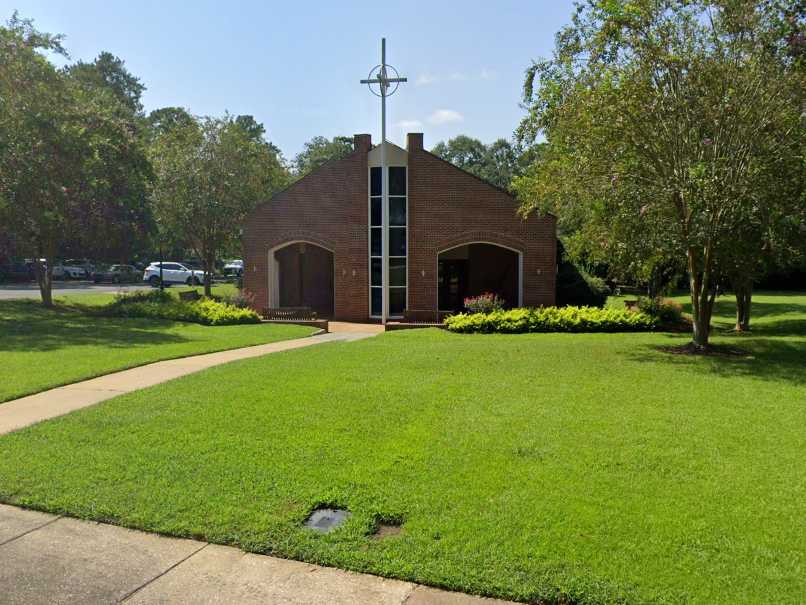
left=103, top=290, right=260, bottom=326
left=444, top=306, right=656, bottom=334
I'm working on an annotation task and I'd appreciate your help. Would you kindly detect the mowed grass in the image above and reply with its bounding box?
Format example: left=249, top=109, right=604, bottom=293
left=0, top=293, right=804, bottom=604
left=0, top=298, right=313, bottom=402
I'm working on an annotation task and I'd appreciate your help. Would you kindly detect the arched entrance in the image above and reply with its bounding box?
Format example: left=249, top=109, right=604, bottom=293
left=268, top=241, right=334, bottom=317
left=437, top=243, right=522, bottom=312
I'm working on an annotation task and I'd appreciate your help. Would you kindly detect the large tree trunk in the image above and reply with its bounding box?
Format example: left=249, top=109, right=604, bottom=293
left=34, top=258, right=54, bottom=308
left=733, top=277, right=752, bottom=332
left=688, top=247, right=715, bottom=350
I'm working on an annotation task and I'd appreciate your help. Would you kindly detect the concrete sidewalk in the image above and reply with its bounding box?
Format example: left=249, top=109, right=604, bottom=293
left=0, top=504, right=512, bottom=604
left=0, top=330, right=372, bottom=436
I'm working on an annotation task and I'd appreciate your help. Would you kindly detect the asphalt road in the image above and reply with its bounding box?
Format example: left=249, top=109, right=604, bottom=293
left=0, top=282, right=151, bottom=300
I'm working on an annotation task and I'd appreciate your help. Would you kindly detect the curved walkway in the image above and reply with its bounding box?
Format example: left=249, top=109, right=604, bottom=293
left=0, top=327, right=376, bottom=436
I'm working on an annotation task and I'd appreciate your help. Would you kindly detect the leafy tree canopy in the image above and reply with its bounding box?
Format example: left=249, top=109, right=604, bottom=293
left=514, top=0, right=804, bottom=348
left=67, top=51, right=145, bottom=114
left=292, top=135, right=353, bottom=177
left=431, top=135, right=535, bottom=191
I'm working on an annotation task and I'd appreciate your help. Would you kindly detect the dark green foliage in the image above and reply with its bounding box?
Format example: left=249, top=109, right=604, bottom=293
left=556, top=241, right=610, bottom=308
left=292, top=135, right=354, bottom=177
left=430, top=135, right=529, bottom=191
left=444, top=306, right=655, bottom=333
left=638, top=296, right=685, bottom=325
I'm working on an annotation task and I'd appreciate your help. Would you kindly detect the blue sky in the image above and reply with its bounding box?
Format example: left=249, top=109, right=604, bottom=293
left=4, top=1, right=577, bottom=158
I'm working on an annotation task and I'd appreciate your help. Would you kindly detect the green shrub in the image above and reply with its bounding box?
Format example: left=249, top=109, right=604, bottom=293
left=555, top=242, right=610, bottom=307
left=444, top=306, right=656, bottom=334
left=637, top=296, right=684, bottom=324
left=103, top=291, right=260, bottom=326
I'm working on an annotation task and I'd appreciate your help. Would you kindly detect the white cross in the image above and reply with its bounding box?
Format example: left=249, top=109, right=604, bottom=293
left=360, top=39, right=407, bottom=324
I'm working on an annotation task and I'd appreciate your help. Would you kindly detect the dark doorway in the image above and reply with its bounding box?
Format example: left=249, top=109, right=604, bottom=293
left=438, top=243, right=519, bottom=312
left=274, top=243, right=334, bottom=317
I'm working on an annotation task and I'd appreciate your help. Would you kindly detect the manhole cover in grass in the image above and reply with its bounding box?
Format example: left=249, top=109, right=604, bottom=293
left=304, top=508, right=351, bottom=533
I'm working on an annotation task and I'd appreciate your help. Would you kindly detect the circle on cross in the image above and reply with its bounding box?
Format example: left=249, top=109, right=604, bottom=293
left=365, top=64, right=402, bottom=98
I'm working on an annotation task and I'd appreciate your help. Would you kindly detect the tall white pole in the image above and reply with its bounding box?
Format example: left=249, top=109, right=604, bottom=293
left=380, top=38, right=389, bottom=325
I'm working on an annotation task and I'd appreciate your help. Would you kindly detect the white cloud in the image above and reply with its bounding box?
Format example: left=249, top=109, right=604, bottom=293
left=480, top=68, right=496, bottom=80
left=448, top=72, right=467, bottom=81
left=427, top=109, right=464, bottom=125
left=395, top=119, right=423, bottom=130
left=416, top=73, right=438, bottom=86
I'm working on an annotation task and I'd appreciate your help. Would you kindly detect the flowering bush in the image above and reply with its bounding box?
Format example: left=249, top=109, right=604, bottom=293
left=464, top=292, right=505, bottom=314
left=444, top=306, right=656, bottom=333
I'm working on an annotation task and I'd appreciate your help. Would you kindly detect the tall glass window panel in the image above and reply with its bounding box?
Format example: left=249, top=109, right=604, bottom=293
left=370, top=167, right=382, bottom=196
left=371, top=228, right=382, bottom=257
left=371, top=198, right=382, bottom=226
left=389, top=258, right=406, bottom=287
left=390, top=197, right=406, bottom=226
left=371, top=287, right=382, bottom=316
left=389, top=167, right=406, bottom=196
left=371, top=258, right=382, bottom=286
left=390, top=228, right=406, bottom=257
left=390, top=288, right=406, bottom=315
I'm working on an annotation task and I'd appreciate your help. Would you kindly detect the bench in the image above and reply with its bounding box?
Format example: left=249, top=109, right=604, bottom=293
left=262, top=307, right=318, bottom=321
left=261, top=307, right=328, bottom=332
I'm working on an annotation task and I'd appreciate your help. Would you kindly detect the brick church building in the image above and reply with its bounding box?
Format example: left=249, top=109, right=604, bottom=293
left=243, top=133, right=556, bottom=322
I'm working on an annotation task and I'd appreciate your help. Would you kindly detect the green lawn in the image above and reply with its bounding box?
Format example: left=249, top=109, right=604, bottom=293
left=0, top=298, right=313, bottom=402
left=52, top=282, right=239, bottom=307
left=0, top=293, right=804, bottom=604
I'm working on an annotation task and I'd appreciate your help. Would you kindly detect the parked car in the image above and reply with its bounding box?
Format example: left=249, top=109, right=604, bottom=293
left=52, top=261, right=88, bottom=280
left=65, top=259, right=96, bottom=279
left=223, top=259, right=243, bottom=278
left=143, top=262, right=206, bottom=287
left=93, top=264, right=139, bottom=284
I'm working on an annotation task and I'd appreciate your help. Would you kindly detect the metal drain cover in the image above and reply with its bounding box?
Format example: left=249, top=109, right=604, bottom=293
left=304, top=508, right=351, bottom=533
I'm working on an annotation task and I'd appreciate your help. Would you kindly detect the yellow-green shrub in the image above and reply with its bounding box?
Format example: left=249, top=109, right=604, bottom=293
left=444, top=306, right=656, bottom=333
left=103, top=291, right=260, bottom=326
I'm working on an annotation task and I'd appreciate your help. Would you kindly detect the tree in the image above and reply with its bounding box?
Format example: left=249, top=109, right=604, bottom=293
left=67, top=52, right=145, bottom=114
left=145, top=106, right=195, bottom=140
left=149, top=115, right=288, bottom=295
left=515, top=0, right=803, bottom=350
left=65, top=53, right=153, bottom=265
left=292, top=135, right=353, bottom=176
left=1, top=14, right=154, bottom=305
left=431, top=135, right=526, bottom=190
left=0, top=14, right=85, bottom=306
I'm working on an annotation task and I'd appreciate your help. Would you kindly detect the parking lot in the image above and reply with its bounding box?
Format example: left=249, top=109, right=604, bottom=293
left=0, top=282, right=150, bottom=300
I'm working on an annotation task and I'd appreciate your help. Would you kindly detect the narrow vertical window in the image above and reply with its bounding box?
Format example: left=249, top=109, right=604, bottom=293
left=369, top=166, right=407, bottom=317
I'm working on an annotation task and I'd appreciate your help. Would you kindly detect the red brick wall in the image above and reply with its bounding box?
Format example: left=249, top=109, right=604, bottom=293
left=243, top=133, right=556, bottom=321
left=243, top=134, right=370, bottom=321
left=406, top=133, right=556, bottom=311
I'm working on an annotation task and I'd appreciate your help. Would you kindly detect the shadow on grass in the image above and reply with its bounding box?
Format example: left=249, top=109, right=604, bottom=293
left=629, top=333, right=806, bottom=386
left=0, top=300, right=191, bottom=352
